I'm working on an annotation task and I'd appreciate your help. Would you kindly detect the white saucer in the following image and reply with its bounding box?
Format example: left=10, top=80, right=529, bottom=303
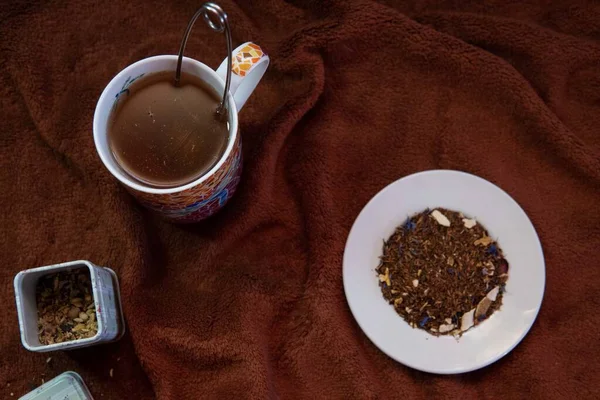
left=343, top=170, right=545, bottom=374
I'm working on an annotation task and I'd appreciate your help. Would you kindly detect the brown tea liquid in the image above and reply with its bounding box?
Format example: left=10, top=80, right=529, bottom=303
left=108, top=71, right=229, bottom=188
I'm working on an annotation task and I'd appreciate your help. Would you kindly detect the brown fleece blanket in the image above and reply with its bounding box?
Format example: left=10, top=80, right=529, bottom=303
left=1, top=0, right=600, bottom=398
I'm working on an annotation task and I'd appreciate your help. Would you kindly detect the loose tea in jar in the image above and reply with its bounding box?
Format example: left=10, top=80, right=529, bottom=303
left=36, top=269, right=98, bottom=344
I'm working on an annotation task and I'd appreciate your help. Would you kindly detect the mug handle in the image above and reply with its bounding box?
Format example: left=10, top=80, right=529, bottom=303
left=216, top=42, right=269, bottom=111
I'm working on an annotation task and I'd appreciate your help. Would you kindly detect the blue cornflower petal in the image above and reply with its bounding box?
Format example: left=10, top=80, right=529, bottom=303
left=487, top=244, right=498, bottom=256
left=419, top=316, right=430, bottom=327
left=403, top=217, right=416, bottom=231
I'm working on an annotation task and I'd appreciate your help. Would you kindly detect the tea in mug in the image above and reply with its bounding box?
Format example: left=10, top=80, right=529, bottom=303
left=107, top=71, right=229, bottom=188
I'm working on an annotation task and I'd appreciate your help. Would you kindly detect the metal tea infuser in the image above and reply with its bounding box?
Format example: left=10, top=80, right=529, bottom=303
left=175, top=2, right=232, bottom=118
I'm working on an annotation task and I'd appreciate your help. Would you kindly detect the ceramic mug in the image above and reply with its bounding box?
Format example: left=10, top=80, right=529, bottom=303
left=93, top=42, right=268, bottom=222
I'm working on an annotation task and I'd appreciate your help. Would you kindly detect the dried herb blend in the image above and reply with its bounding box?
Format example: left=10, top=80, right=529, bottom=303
left=376, top=208, right=509, bottom=336
left=36, top=269, right=98, bottom=344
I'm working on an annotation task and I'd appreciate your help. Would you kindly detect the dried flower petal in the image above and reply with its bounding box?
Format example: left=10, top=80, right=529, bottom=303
left=497, top=259, right=509, bottom=275
left=403, top=218, right=417, bottom=231
left=378, top=268, right=391, bottom=287
left=487, top=244, right=498, bottom=256
left=431, top=210, right=451, bottom=227
left=474, top=236, right=493, bottom=246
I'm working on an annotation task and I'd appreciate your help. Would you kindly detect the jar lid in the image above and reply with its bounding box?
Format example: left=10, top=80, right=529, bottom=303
left=19, top=371, right=93, bottom=400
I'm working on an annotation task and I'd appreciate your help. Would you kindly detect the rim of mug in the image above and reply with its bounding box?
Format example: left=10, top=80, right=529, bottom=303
left=93, top=55, right=239, bottom=195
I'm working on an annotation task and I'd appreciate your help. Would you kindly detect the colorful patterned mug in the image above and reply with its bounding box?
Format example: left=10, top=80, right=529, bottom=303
left=93, top=43, right=269, bottom=222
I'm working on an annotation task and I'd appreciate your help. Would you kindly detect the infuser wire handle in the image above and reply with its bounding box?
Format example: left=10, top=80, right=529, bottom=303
left=175, top=2, right=232, bottom=116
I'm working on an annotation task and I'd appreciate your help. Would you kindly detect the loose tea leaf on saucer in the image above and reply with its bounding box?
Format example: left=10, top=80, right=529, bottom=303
left=376, top=208, right=509, bottom=337
left=36, top=269, right=98, bottom=344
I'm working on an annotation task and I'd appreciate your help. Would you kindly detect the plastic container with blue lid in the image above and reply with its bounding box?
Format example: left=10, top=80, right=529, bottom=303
left=19, top=371, right=93, bottom=400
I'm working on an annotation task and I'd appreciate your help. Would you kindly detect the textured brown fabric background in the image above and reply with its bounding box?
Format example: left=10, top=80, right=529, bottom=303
left=1, top=0, right=600, bottom=398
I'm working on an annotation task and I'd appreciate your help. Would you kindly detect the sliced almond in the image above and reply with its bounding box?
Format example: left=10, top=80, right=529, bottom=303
left=460, top=309, right=475, bottom=331
left=475, top=297, right=493, bottom=320
left=486, top=286, right=500, bottom=302
left=462, top=218, right=477, bottom=229
left=438, top=323, right=455, bottom=333
left=431, top=210, right=451, bottom=227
